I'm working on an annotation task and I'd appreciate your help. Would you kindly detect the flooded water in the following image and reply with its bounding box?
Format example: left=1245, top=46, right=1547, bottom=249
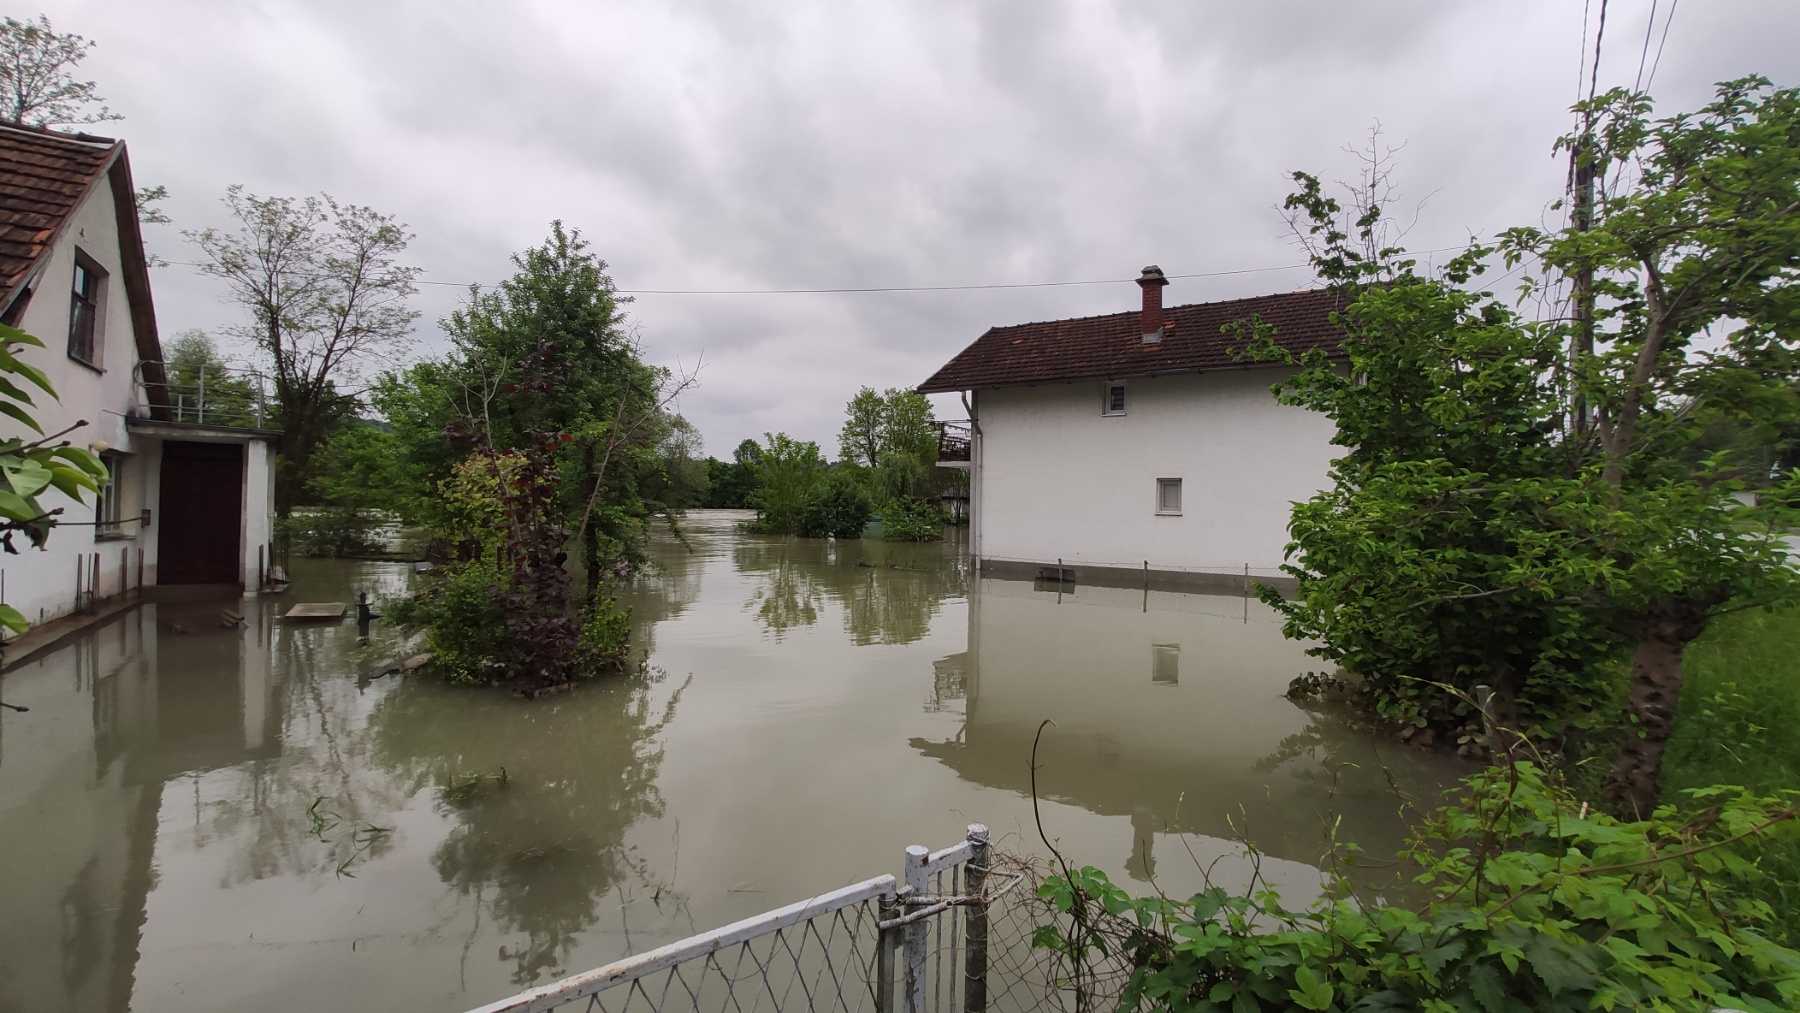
left=0, top=510, right=1464, bottom=1013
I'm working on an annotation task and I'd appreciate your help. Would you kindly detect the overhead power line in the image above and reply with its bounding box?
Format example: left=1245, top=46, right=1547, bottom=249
left=166, top=244, right=1474, bottom=297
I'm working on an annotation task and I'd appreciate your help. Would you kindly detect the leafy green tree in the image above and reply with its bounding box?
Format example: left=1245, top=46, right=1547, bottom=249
left=797, top=469, right=872, bottom=538
left=163, top=330, right=262, bottom=427
left=0, top=14, right=118, bottom=127
left=837, top=386, right=938, bottom=470
left=748, top=432, right=824, bottom=534
left=187, top=187, right=420, bottom=515
left=700, top=439, right=765, bottom=509
left=432, top=223, right=693, bottom=596
left=1270, top=79, right=1800, bottom=813
left=307, top=424, right=420, bottom=520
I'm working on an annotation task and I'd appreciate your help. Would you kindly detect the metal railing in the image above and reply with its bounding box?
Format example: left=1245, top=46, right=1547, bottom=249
left=935, top=423, right=972, bottom=464
left=136, top=361, right=272, bottom=429
left=466, top=825, right=1028, bottom=1013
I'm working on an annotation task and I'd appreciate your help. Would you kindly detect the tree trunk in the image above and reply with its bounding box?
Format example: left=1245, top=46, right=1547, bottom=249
left=581, top=442, right=600, bottom=607
left=1602, top=600, right=1711, bottom=817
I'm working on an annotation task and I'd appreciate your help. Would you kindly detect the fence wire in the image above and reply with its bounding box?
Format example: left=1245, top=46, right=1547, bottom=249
left=466, top=843, right=1089, bottom=1013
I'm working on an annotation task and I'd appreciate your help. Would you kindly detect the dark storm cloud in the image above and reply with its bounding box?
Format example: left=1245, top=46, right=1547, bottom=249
left=52, top=0, right=1800, bottom=454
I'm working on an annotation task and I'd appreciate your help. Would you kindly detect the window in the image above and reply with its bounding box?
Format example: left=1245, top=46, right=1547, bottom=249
left=1152, top=644, right=1180, bottom=685
left=1102, top=381, right=1126, bottom=416
left=1155, top=477, right=1182, bottom=515
left=68, top=251, right=105, bottom=366
left=95, top=452, right=125, bottom=537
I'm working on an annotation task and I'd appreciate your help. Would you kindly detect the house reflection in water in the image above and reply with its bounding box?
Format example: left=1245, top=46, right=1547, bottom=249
left=0, top=599, right=279, bottom=1013
left=912, top=578, right=1463, bottom=888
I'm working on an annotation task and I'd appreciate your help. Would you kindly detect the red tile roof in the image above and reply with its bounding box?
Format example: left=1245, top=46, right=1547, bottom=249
left=0, top=123, right=120, bottom=303
left=917, top=287, right=1348, bottom=393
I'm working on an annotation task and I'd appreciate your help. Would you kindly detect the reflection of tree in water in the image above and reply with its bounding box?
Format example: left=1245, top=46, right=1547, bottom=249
left=367, top=668, right=690, bottom=986
left=152, top=617, right=416, bottom=889
left=733, top=536, right=969, bottom=645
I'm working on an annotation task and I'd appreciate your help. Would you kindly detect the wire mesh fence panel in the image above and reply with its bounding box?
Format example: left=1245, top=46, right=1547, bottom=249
left=467, top=878, right=894, bottom=1013
left=465, top=830, right=1080, bottom=1013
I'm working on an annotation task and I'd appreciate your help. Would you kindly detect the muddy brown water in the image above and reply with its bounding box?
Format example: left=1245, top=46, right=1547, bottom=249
left=0, top=509, right=1464, bottom=1013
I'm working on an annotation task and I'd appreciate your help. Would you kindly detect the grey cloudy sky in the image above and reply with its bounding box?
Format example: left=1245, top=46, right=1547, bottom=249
left=47, top=0, right=1800, bottom=457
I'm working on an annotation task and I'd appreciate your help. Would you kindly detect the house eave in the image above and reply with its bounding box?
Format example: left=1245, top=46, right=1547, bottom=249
left=916, top=356, right=1337, bottom=395
left=126, top=417, right=282, bottom=441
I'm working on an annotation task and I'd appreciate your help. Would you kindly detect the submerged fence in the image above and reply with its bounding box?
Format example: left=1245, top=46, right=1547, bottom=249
left=465, top=825, right=1056, bottom=1013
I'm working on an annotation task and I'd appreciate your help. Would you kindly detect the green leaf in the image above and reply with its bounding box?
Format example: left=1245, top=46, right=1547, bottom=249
left=0, top=398, right=43, bottom=434
left=0, top=603, right=26, bottom=635
left=0, top=486, right=38, bottom=523
left=1289, top=966, right=1334, bottom=1011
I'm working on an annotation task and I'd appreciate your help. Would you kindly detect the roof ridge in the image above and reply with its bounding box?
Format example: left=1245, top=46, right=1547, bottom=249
left=0, top=120, right=119, bottom=149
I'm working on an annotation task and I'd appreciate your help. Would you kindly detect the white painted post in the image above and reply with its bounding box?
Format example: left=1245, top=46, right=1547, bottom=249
left=903, top=844, right=929, bottom=1013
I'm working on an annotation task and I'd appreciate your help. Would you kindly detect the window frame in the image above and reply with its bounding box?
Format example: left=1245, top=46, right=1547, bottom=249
left=94, top=451, right=127, bottom=539
left=1101, top=380, right=1127, bottom=417
left=67, top=249, right=106, bottom=369
left=1151, top=644, right=1180, bottom=685
left=1155, top=477, right=1183, bottom=516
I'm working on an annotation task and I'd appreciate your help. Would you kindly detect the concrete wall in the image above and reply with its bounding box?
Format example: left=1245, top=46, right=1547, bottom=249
left=2, top=176, right=156, bottom=625
left=971, top=368, right=1338, bottom=573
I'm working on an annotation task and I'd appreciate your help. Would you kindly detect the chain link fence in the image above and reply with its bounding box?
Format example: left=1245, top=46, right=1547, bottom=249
left=463, top=828, right=1089, bottom=1013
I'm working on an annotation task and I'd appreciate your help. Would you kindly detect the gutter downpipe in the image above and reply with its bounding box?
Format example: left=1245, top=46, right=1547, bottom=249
left=961, top=390, right=981, bottom=570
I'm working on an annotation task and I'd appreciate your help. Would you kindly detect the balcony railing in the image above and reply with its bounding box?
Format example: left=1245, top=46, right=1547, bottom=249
left=935, top=422, right=971, bottom=464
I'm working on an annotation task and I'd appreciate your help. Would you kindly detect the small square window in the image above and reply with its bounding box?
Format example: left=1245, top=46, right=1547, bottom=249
left=1155, top=477, right=1182, bottom=515
left=1102, top=382, right=1126, bottom=416
left=1152, top=644, right=1179, bottom=685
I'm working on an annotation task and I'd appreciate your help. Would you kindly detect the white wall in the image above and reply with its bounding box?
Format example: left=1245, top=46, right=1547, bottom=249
left=1, top=175, right=155, bottom=625
left=972, top=369, right=1338, bottom=573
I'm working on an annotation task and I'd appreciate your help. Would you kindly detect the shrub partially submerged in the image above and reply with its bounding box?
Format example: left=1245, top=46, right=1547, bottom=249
left=388, top=443, right=633, bottom=690
left=1036, top=763, right=1800, bottom=1012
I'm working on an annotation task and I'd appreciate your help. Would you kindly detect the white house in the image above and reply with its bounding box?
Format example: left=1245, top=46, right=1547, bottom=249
left=0, top=123, right=276, bottom=641
left=919, top=267, right=1346, bottom=593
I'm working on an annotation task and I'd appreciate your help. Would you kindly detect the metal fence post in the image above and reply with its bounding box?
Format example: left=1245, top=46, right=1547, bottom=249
left=963, top=824, right=991, bottom=1013
left=903, top=844, right=929, bottom=1013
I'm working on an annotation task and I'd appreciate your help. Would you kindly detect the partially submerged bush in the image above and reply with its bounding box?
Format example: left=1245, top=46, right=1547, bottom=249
left=881, top=495, right=945, bottom=542
left=1036, top=763, right=1800, bottom=1012
left=798, top=474, right=872, bottom=539
left=387, top=561, right=513, bottom=684
left=389, top=441, right=635, bottom=689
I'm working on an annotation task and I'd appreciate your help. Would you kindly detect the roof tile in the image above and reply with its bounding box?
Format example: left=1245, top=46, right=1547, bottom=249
left=0, top=124, right=118, bottom=301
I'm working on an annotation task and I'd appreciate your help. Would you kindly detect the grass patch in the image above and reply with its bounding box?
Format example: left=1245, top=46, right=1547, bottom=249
left=1666, top=604, right=1800, bottom=796
left=1663, top=603, right=1800, bottom=949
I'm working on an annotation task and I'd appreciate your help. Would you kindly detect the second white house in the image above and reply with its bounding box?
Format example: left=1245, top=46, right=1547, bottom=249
left=918, top=267, right=1347, bottom=592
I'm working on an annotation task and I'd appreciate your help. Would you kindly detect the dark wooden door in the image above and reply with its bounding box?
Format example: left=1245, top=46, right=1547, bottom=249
left=158, top=441, right=243, bottom=585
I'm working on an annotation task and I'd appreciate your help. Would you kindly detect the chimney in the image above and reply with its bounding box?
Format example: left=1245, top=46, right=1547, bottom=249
left=1136, top=265, right=1168, bottom=343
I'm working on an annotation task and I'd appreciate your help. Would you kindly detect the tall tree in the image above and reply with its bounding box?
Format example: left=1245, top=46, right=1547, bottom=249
left=0, top=15, right=117, bottom=128
left=186, top=186, right=420, bottom=514
left=1270, top=79, right=1800, bottom=814
left=836, top=386, right=937, bottom=469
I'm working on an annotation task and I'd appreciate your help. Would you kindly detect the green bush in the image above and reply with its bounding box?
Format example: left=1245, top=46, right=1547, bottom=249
left=386, top=562, right=514, bottom=685
left=1037, top=763, right=1800, bottom=1012
left=798, top=476, right=872, bottom=539
left=278, top=506, right=387, bottom=557
left=575, top=595, right=633, bottom=670
left=881, top=496, right=944, bottom=542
